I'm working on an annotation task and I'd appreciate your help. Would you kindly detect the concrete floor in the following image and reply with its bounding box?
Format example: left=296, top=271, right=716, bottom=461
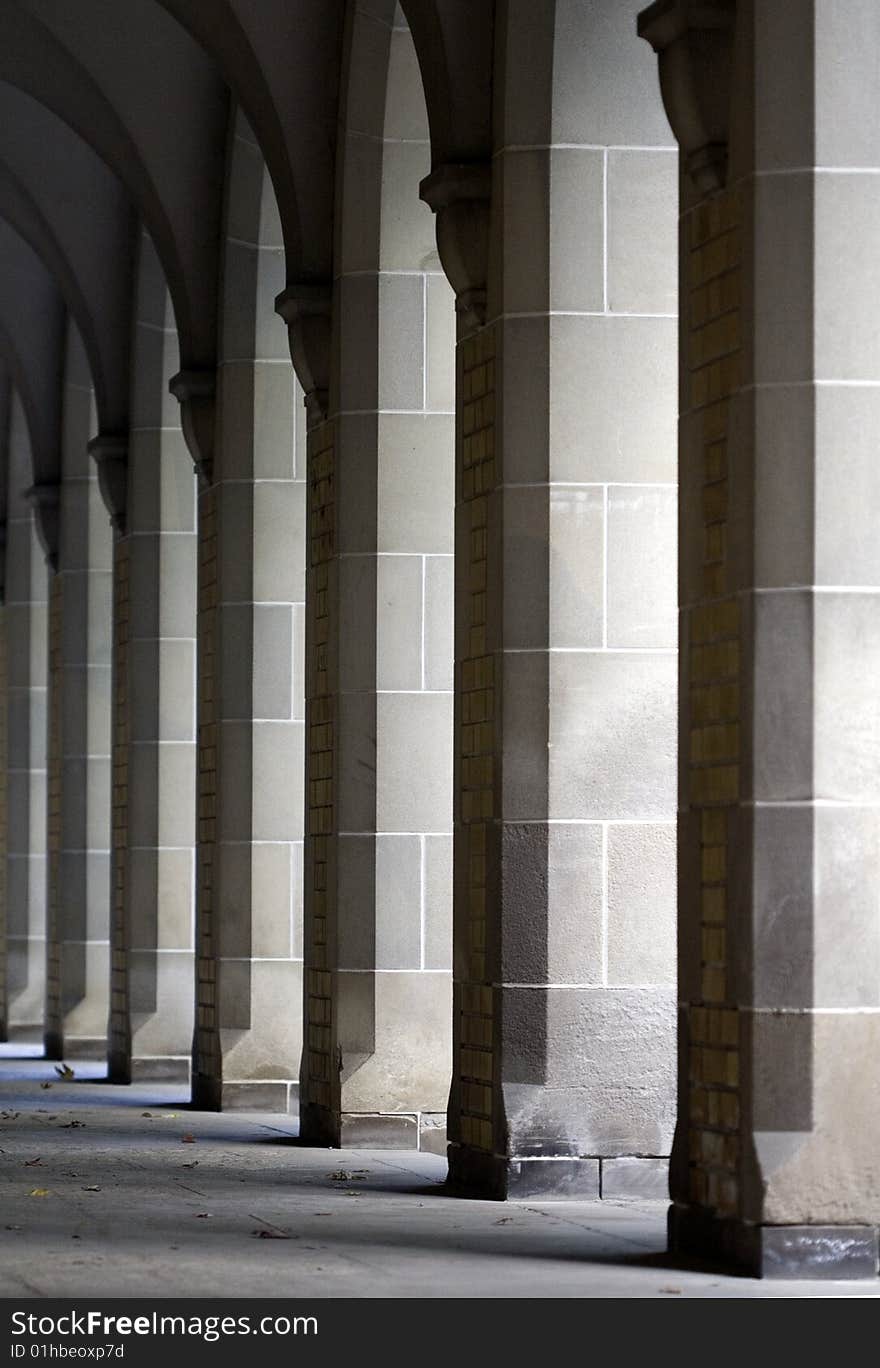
left=0, top=1048, right=877, bottom=1299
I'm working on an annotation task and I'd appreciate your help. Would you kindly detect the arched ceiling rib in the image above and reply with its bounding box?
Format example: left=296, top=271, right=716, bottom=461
left=0, top=0, right=228, bottom=373
left=0, top=219, right=65, bottom=492
left=0, top=84, right=135, bottom=437
left=156, top=0, right=343, bottom=289
left=401, top=0, right=494, bottom=168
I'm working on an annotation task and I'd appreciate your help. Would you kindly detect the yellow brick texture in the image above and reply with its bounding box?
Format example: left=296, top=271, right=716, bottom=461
left=44, top=574, right=63, bottom=1046
left=685, top=187, right=742, bottom=1219
left=195, top=486, right=220, bottom=1082
left=109, top=539, right=130, bottom=1063
left=457, top=327, right=497, bottom=1153
left=304, top=421, right=336, bottom=1113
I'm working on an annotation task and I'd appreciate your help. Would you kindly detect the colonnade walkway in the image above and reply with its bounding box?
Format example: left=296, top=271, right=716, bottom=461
left=0, top=1050, right=873, bottom=1300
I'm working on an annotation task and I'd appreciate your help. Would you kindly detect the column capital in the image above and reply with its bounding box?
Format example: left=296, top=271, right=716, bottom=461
left=420, top=162, right=491, bottom=335
left=169, top=368, right=215, bottom=485
left=24, top=480, right=60, bottom=572
left=638, top=0, right=736, bottom=193
left=87, top=432, right=128, bottom=537
left=274, top=282, right=331, bottom=429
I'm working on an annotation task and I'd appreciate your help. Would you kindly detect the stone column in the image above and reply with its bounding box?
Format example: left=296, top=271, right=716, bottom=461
left=288, top=2, right=455, bottom=1149
left=422, top=0, right=679, bottom=1198
left=4, top=394, right=49, bottom=1040
left=107, top=230, right=197, bottom=1084
left=44, top=324, right=112, bottom=1061
left=187, top=119, right=305, bottom=1112
left=641, top=0, right=880, bottom=1276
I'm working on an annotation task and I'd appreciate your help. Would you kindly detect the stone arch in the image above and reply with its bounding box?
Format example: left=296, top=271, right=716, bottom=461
left=0, top=83, right=135, bottom=441
left=0, top=219, right=66, bottom=519
left=0, top=0, right=228, bottom=382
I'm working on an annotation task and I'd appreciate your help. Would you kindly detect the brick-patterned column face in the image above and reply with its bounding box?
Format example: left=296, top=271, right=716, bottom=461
left=681, top=190, right=743, bottom=1219
left=453, top=326, right=497, bottom=1159
left=108, top=538, right=130, bottom=1073
left=193, top=482, right=219, bottom=1104
left=44, top=573, right=63, bottom=1056
left=301, top=419, right=336, bottom=1135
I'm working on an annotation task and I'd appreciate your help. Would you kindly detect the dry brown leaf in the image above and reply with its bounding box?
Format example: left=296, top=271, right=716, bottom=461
left=181, top=1134, right=196, bottom=1143
left=28, top=1188, right=50, bottom=1198
left=54, top=1064, right=75, bottom=1081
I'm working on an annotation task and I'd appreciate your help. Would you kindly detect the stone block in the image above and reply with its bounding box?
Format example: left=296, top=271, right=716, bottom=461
left=548, top=485, right=604, bottom=649
left=378, top=413, right=454, bottom=554
left=606, top=485, right=677, bottom=649
left=607, top=822, right=676, bottom=986
left=378, top=273, right=424, bottom=409
left=548, top=650, right=676, bottom=820
left=607, top=149, right=677, bottom=316
left=506, top=1156, right=600, bottom=1200
left=376, top=691, right=453, bottom=833
left=601, top=1156, right=669, bottom=1200
left=375, top=834, right=422, bottom=969
left=377, top=554, right=423, bottom=691
left=380, top=142, right=435, bottom=272
left=340, top=1113, right=419, bottom=1148
left=549, top=315, right=677, bottom=483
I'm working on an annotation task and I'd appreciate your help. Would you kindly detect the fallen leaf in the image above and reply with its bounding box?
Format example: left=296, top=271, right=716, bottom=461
left=494, top=1217, right=513, bottom=1225
left=180, top=1161, right=199, bottom=1169
left=40, top=1082, right=52, bottom=1091
left=60, top=1121, right=84, bottom=1130
left=23, top=1159, right=43, bottom=1168
left=54, top=1064, right=75, bottom=1081
left=82, top=1186, right=101, bottom=1193
left=181, top=1134, right=196, bottom=1144
left=194, top=1212, right=212, bottom=1219
left=252, top=1229, right=290, bottom=1240
left=29, top=1189, right=50, bottom=1198
left=141, top=1112, right=153, bottom=1118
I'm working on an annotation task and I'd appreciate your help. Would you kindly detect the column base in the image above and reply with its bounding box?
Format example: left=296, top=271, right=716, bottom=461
left=299, top=1108, right=448, bottom=1152
left=192, top=1073, right=297, bottom=1113
left=447, top=1143, right=601, bottom=1199
left=130, top=1056, right=191, bottom=1085
left=669, top=1203, right=880, bottom=1279
left=44, top=1032, right=106, bottom=1062
left=6, top=1024, right=43, bottom=1045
